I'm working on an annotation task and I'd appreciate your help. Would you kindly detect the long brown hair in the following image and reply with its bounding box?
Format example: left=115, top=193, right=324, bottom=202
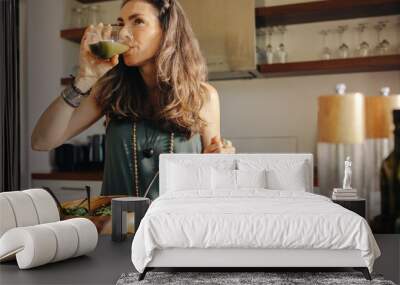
left=92, top=0, right=209, bottom=139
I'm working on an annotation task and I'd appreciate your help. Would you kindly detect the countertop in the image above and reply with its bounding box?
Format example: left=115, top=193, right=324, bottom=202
left=31, top=171, right=103, bottom=181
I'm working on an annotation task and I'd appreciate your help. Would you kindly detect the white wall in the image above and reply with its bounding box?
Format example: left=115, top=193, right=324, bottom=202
left=213, top=71, right=400, bottom=155
left=23, top=0, right=400, bottom=185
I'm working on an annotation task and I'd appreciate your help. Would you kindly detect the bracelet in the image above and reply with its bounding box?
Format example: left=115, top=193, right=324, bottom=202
left=61, top=85, right=83, bottom=108
left=69, top=74, right=92, bottom=97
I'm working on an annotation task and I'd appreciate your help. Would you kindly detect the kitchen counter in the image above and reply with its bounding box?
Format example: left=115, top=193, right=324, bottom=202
left=31, top=171, right=103, bottom=181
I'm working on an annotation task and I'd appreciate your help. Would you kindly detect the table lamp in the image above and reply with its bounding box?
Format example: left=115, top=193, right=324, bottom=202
left=317, top=83, right=365, bottom=197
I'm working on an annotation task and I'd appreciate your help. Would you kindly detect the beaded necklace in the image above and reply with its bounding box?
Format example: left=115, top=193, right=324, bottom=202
left=131, top=121, right=174, bottom=197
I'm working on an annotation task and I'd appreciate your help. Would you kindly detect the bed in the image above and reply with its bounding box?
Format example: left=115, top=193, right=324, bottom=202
left=131, top=153, right=381, bottom=281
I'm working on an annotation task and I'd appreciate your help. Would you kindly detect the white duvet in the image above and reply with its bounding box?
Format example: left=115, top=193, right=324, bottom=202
left=131, top=189, right=381, bottom=273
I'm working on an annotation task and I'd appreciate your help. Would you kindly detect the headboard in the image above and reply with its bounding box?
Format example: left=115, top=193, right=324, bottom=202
left=159, top=153, right=313, bottom=195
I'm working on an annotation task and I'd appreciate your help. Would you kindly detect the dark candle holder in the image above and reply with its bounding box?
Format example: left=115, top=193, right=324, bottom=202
left=111, top=197, right=150, bottom=242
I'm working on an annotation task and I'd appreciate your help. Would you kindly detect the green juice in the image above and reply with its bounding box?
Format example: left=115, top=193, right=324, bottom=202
left=89, top=40, right=129, bottom=59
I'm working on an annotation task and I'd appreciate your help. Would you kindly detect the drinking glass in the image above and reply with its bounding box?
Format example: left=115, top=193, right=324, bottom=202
left=374, top=21, right=390, bottom=55
left=320, top=29, right=332, bottom=60
left=88, top=5, right=100, bottom=25
left=256, top=28, right=267, bottom=64
left=70, top=7, right=83, bottom=28
left=396, top=20, right=400, bottom=54
left=276, top=25, right=288, bottom=63
left=337, top=25, right=350, bottom=59
left=81, top=5, right=89, bottom=27
left=355, top=23, right=370, bottom=57
left=87, top=24, right=130, bottom=59
left=265, top=26, right=275, bottom=64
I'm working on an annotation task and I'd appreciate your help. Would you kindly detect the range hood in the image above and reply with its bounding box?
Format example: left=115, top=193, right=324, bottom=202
left=179, top=0, right=257, bottom=81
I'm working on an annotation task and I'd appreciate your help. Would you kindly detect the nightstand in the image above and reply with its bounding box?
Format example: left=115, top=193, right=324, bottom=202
left=332, top=198, right=366, bottom=218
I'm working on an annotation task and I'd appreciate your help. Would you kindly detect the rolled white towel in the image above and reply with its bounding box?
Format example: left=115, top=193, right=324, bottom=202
left=42, top=221, right=79, bottom=263
left=0, top=196, right=17, bottom=237
left=64, top=218, right=98, bottom=257
left=0, top=191, right=39, bottom=228
left=23, top=189, right=60, bottom=224
left=0, top=225, right=57, bottom=269
left=0, top=218, right=98, bottom=269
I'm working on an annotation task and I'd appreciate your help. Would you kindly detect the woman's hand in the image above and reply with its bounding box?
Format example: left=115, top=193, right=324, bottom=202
left=203, top=136, right=236, bottom=154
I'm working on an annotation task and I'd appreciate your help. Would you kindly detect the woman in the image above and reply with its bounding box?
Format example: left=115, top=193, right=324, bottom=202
left=31, top=0, right=235, bottom=200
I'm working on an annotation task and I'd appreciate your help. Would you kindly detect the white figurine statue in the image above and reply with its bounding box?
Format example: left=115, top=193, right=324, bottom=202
left=342, top=156, right=352, bottom=190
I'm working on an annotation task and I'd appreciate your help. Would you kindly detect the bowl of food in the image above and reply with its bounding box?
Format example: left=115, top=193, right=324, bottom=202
left=42, top=186, right=127, bottom=235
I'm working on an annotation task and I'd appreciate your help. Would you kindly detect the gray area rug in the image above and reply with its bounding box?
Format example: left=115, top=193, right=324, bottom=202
left=116, top=271, right=396, bottom=285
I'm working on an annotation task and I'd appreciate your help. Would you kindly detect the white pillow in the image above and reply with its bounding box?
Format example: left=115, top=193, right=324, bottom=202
left=212, top=168, right=237, bottom=190
left=167, top=162, right=212, bottom=191
left=237, top=159, right=309, bottom=191
left=236, top=169, right=267, bottom=189
left=266, top=164, right=307, bottom=191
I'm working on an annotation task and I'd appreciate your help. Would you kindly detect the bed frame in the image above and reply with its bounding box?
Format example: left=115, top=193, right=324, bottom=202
left=138, top=154, right=372, bottom=281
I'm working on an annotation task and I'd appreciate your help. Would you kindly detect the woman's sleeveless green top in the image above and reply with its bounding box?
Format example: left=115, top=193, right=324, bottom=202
left=101, top=117, right=203, bottom=200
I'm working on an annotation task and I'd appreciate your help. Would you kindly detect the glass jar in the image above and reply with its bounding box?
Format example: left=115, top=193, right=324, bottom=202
left=81, top=5, right=89, bottom=27
left=88, top=5, right=100, bottom=25
left=70, top=7, right=83, bottom=28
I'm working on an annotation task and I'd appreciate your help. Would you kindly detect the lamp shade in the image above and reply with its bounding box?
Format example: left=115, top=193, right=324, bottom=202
left=318, top=93, right=365, bottom=144
left=365, top=95, right=400, bottom=139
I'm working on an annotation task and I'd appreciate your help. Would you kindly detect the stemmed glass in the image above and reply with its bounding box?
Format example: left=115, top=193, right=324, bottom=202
left=337, top=25, right=350, bottom=59
left=265, top=26, right=275, bottom=64
left=397, top=20, right=400, bottom=54
left=355, top=23, right=370, bottom=57
left=374, top=21, right=390, bottom=55
left=320, top=29, right=332, bottom=60
left=256, top=28, right=267, bottom=64
left=276, top=25, right=288, bottom=63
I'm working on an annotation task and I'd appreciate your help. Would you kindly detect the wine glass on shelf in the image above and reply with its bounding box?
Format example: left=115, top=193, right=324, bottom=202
left=70, top=7, right=83, bottom=28
left=256, top=28, right=267, bottom=64
left=81, top=5, right=89, bottom=27
left=320, top=29, right=332, bottom=60
left=374, top=21, right=391, bottom=56
left=265, top=26, right=275, bottom=64
left=276, top=25, right=288, bottom=63
left=355, top=23, right=370, bottom=57
left=88, top=5, right=100, bottom=25
left=395, top=20, right=400, bottom=54
left=337, top=25, right=350, bottom=59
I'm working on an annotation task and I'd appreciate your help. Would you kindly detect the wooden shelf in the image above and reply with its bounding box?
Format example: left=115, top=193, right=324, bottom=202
left=257, top=55, right=400, bottom=78
left=61, top=77, right=73, bottom=86
left=61, top=28, right=85, bottom=44
left=32, top=171, right=103, bottom=181
left=77, top=0, right=115, bottom=3
left=256, top=0, right=400, bottom=27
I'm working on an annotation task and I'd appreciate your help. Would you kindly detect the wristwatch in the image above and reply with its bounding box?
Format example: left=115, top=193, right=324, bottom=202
left=61, top=85, right=85, bottom=108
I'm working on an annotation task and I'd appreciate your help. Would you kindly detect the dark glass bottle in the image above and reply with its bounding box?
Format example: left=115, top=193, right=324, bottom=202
left=379, top=109, right=400, bottom=233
